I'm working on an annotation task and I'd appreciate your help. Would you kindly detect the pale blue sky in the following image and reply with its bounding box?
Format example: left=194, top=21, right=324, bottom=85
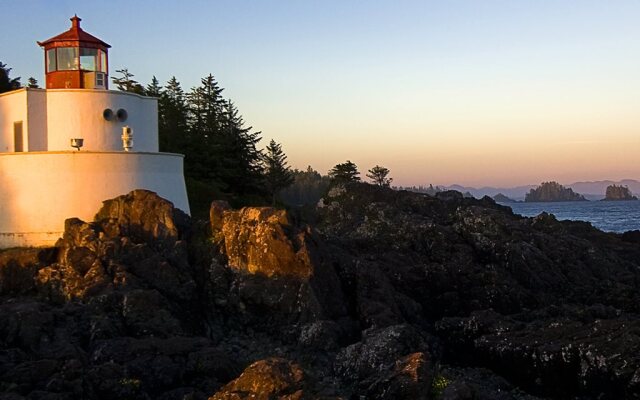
left=2, top=1, right=640, bottom=186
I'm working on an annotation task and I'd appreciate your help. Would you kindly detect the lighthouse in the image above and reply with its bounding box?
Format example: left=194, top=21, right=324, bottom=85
left=0, top=16, right=190, bottom=248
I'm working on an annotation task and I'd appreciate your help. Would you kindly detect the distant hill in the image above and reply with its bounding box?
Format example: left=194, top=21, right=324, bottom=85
left=492, top=193, right=516, bottom=203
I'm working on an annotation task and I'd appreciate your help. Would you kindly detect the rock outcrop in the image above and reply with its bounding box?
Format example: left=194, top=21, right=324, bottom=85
left=604, top=184, right=638, bottom=200
left=2, top=185, right=640, bottom=399
left=525, top=181, right=587, bottom=202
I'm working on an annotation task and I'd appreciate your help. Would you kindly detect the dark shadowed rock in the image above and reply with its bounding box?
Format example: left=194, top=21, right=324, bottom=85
left=4, top=184, right=640, bottom=399
left=0, top=248, right=55, bottom=295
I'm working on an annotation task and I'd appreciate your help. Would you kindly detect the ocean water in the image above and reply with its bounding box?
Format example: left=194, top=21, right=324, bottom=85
left=501, top=200, right=640, bottom=233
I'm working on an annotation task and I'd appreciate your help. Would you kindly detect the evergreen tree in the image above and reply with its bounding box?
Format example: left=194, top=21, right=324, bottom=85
left=0, top=61, right=21, bottom=93
left=111, top=68, right=144, bottom=94
left=328, top=160, right=360, bottom=183
left=278, top=166, right=331, bottom=206
left=145, top=76, right=162, bottom=97
left=262, top=139, right=294, bottom=205
left=366, top=165, right=392, bottom=187
left=218, top=100, right=264, bottom=195
left=158, top=76, right=189, bottom=154
left=27, top=77, right=39, bottom=88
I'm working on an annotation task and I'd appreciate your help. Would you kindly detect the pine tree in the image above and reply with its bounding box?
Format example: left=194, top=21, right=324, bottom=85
left=111, top=68, right=144, bottom=94
left=366, top=165, right=392, bottom=187
left=329, top=160, right=360, bottom=183
left=263, top=139, right=294, bottom=205
left=27, top=77, right=39, bottom=88
left=145, top=76, right=162, bottom=97
left=0, top=61, right=21, bottom=93
left=158, top=76, right=189, bottom=153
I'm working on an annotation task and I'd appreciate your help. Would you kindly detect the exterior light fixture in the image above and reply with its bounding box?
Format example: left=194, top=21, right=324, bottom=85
left=121, top=126, right=133, bottom=151
left=70, top=138, right=84, bottom=150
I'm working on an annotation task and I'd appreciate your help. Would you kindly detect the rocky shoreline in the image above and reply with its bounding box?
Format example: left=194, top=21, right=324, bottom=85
left=2, top=186, right=640, bottom=399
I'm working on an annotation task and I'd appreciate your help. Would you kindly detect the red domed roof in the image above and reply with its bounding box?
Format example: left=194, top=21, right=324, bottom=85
left=38, top=15, right=110, bottom=49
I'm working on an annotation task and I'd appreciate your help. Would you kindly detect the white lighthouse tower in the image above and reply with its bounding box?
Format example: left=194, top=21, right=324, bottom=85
left=0, top=16, right=190, bottom=248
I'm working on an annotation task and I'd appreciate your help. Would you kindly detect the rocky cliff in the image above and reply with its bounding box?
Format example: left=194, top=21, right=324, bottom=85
left=2, top=186, right=640, bottom=399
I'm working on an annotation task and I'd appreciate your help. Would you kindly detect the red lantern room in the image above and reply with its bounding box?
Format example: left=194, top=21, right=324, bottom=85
left=37, top=15, right=111, bottom=90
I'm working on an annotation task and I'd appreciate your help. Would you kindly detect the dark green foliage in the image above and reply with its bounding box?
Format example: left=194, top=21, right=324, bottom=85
left=111, top=68, right=145, bottom=94
left=525, top=181, right=586, bottom=202
left=145, top=76, right=162, bottom=98
left=158, top=76, right=189, bottom=154
left=27, top=77, right=39, bottom=88
left=263, top=140, right=294, bottom=205
left=329, top=160, right=360, bottom=184
left=279, top=166, right=331, bottom=207
left=366, top=165, right=392, bottom=187
left=0, top=61, right=21, bottom=93
left=151, top=74, right=269, bottom=215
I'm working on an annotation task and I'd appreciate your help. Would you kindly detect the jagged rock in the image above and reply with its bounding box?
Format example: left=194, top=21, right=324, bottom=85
left=208, top=358, right=306, bottom=400
left=209, top=204, right=347, bottom=324
left=212, top=207, right=311, bottom=279
left=364, top=352, right=432, bottom=399
left=335, top=324, right=434, bottom=397
left=94, top=189, right=190, bottom=247
left=0, top=248, right=55, bottom=296
left=210, top=200, right=231, bottom=238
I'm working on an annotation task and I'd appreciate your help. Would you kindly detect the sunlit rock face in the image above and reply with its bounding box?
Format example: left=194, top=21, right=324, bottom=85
left=211, top=203, right=312, bottom=279
left=208, top=201, right=347, bottom=325
left=208, top=358, right=307, bottom=400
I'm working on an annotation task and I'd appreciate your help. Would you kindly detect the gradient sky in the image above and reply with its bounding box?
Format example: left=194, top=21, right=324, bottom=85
left=2, top=0, right=639, bottom=187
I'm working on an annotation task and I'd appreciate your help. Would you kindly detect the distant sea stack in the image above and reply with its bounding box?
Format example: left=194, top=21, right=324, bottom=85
left=525, top=181, right=587, bottom=202
left=604, top=184, right=638, bottom=201
left=492, top=193, right=516, bottom=203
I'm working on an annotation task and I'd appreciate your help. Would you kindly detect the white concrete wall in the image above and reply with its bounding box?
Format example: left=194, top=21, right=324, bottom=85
left=45, top=89, right=159, bottom=152
left=0, top=89, right=28, bottom=152
left=0, top=88, right=159, bottom=153
left=0, top=151, right=189, bottom=248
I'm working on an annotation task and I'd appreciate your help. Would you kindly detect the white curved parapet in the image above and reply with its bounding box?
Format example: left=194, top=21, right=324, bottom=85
left=0, top=151, right=189, bottom=248
left=0, top=88, right=158, bottom=153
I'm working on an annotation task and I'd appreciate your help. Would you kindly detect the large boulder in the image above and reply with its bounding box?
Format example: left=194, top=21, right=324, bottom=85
left=211, top=205, right=311, bottom=279
left=209, top=203, right=347, bottom=323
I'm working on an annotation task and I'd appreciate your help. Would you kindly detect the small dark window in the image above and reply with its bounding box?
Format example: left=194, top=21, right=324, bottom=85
left=14, top=121, right=23, bottom=152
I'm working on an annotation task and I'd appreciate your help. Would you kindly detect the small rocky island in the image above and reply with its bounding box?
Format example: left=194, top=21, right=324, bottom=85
left=525, top=181, right=587, bottom=202
left=604, top=184, right=638, bottom=201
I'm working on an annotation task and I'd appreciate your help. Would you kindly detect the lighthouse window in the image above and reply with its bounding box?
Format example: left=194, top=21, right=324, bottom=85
left=57, top=47, right=79, bottom=70
left=80, top=48, right=98, bottom=71
left=100, top=50, right=107, bottom=73
left=46, top=49, right=57, bottom=72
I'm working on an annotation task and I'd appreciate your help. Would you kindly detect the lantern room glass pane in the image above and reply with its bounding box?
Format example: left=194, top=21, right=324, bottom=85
left=46, top=49, right=56, bottom=72
left=100, top=51, right=107, bottom=73
left=56, top=47, right=78, bottom=70
left=80, top=48, right=97, bottom=71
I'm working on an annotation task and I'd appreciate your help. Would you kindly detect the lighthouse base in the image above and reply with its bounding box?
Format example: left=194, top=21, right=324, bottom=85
left=0, top=151, right=189, bottom=248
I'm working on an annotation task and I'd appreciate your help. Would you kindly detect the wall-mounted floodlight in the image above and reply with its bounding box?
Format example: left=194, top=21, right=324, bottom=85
left=121, top=126, right=133, bottom=151
left=70, top=138, right=84, bottom=151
